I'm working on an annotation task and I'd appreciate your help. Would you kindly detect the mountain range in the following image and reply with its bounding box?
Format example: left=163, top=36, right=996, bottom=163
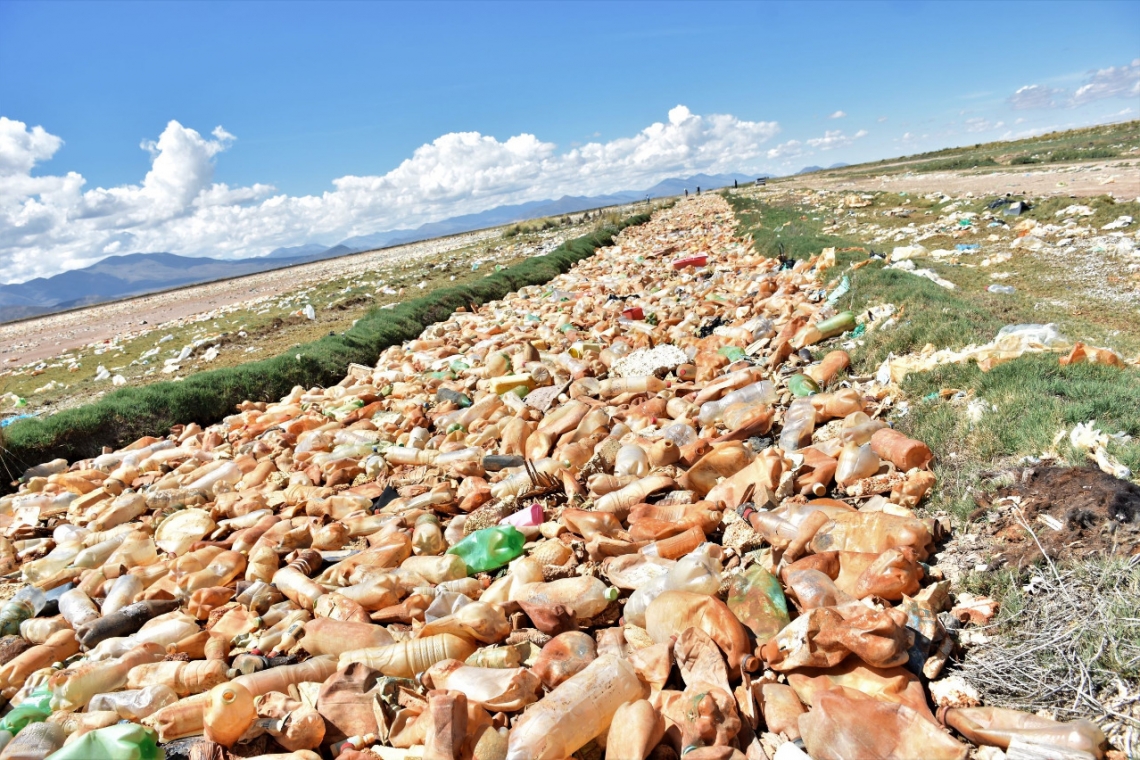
left=0, top=172, right=759, bottom=323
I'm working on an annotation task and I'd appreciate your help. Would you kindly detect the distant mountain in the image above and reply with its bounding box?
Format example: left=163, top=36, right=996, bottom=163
left=797, top=165, right=824, bottom=175
left=0, top=251, right=318, bottom=322
left=264, top=243, right=330, bottom=259
left=0, top=172, right=760, bottom=323
left=828, top=162, right=850, bottom=169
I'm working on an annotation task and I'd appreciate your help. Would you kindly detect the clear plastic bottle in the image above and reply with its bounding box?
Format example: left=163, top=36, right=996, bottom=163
left=779, top=397, right=817, bottom=452
left=48, top=642, right=165, bottom=710
left=0, top=588, right=46, bottom=636
left=505, top=655, right=644, bottom=760
left=625, top=544, right=722, bottom=626
left=337, top=633, right=476, bottom=678
left=57, top=589, right=100, bottom=630
left=614, top=444, right=650, bottom=478
left=88, top=684, right=178, bottom=720
left=698, top=380, right=777, bottom=425
left=100, top=575, right=143, bottom=615
left=0, top=721, right=64, bottom=760
left=835, top=442, right=881, bottom=487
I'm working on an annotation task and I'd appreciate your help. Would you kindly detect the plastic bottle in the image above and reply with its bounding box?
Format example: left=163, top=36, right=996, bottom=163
left=412, top=514, right=446, bottom=556
left=48, top=642, right=165, bottom=710
left=337, top=634, right=476, bottom=678
left=88, top=684, right=178, bottom=720
left=644, top=590, right=756, bottom=671
left=126, top=658, right=228, bottom=697
left=175, top=550, right=245, bottom=595
left=639, top=526, right=706, bottom=559
left=835, top=442, right=881, bottom=487
left=510, top=577, right=618, bottom=621
left=505, top=654, right=645, bottom=760
left=421, top=659, right=541, bottom=712
left=698, top=381, right=777, bottom=425
left=939, top=706, right=1105, bottom=757
left=203, top=680, right=256, bottom=746
left=300, top=618, right=394, bottom=657
left=28, top=722, right=161, bottom=760
left=614, top=444, right=651, bottom=477
left=100, top=574, right=142, bottom=615
left=532, top=632, right=597, bottom=690
left=726, top=563, right=790, bottom=645
left=77, top=600, right=181, bottom=650
left=57, top=589, right=100, bottom=630
left=18, top=616, right=69, bottom=646
left=871, top=429, right=934, bottom=471
left=0, top=588, right=46, bottom=636
left=272, top=566, right=326, bottom=610
left=779, top=398, right=816, bottom=452
left=446, top=526, right=525, bottom=574
left=0, top=721, right=63, bottom=760
left=605, top=700, right=665, bottom=760
left=230, top=655, right=337, bottom=698
left=0, top=631, right=80, bottom=693
left=625, top=544, right=722, bottom=626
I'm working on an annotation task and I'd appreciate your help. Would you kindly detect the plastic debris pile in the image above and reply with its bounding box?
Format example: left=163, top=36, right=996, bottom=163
left=0, top=195, right=1112, bottom=760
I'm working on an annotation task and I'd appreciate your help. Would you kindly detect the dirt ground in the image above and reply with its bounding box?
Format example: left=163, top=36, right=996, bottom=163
left=975, top=467, right=1140, bottom=567
left=776, top=159, right=1140, bottom=199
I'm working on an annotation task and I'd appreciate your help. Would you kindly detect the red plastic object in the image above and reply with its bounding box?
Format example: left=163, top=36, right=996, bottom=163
left=622, top=306, right=644, bottom=321
left=671, top=254, right=708, bottom=270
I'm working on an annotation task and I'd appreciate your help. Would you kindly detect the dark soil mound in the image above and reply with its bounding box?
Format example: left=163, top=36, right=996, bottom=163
left=984, top=467, right=1140, bottom=567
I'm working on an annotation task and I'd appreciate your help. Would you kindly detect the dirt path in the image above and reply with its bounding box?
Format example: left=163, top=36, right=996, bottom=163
left=775, top=159, right=1140, bottom=198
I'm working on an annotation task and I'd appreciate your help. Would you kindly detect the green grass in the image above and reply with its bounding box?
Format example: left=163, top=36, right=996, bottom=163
left=913, top=156, right=999, bottom=173
left=726, top=191, right=1140, bottom=524
left=0, top=211, right=655, bottom=483
left=784, top=120, right=1140, bottom=180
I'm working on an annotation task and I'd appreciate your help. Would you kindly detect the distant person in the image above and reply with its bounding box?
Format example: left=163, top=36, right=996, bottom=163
left=684, top=189, right=688, bottom=197
left=697, top=187, right=701, bottom=195
left=734, top=179, right=738, bottom=188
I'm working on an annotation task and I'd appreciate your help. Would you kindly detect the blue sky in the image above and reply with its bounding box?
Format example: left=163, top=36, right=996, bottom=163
left=0, top=0, right=1137, bottom=283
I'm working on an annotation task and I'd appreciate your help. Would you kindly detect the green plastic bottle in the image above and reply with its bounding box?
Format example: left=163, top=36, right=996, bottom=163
left=0, top=685, right=53, bottom=735
left=788, top=374, right=821, bottom=397
left=38, top=723, right=163, bottom=760
left=447, top=526, right=526, bottom=574
left=726, top=562, right=790, bottom=646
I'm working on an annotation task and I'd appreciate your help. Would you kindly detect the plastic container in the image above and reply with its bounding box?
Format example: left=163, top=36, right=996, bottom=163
left=505, top=655, right=645, bottom=760
left=203, top=680, right=256, bottom=746
left=446, top=526, right=525, bottom=574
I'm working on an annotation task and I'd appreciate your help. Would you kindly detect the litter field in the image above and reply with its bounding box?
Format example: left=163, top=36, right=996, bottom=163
left=0, top=194, right=1133, bottom=760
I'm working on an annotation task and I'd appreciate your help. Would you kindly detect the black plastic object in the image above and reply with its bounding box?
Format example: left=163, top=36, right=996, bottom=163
left=483, top=455, right=526, bottom=472
left=75, top=599, right=181, bottom=650
left=371, top=485, right=400, bottom=511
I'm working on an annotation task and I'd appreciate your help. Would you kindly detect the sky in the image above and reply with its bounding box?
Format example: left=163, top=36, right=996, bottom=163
left=1, top=1, right=1138, bottom=285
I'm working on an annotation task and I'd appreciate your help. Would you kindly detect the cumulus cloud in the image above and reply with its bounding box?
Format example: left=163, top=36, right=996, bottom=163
left=0, top=107, right=780, bottom=283
left=766, top=139, right=804, bottom=159
left=828, top=110, right=846, bottom=119
left=1009, top=59, right=1140, bottom=109
left=806, top=129, right=868, bottom=151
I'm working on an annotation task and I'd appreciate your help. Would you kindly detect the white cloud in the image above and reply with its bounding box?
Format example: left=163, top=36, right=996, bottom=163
left=828, top=110, right=846, bottom=119
left=0, top=107, right=781, bottom=283
left=806, top=129, right=868, bottom=151
left=1073, top=58, right=1140, bottom=104
left=766, top=139, right=804, bottom=159
left=877, top=116, right=888, bottom=123
left=1009, top=59, right=1140, bottom=110
left=0, top=118, right=64, bottom=177
left=1009, top=84, right=1065, bottom=110
left=963, top=117, right=1005, bottom=133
